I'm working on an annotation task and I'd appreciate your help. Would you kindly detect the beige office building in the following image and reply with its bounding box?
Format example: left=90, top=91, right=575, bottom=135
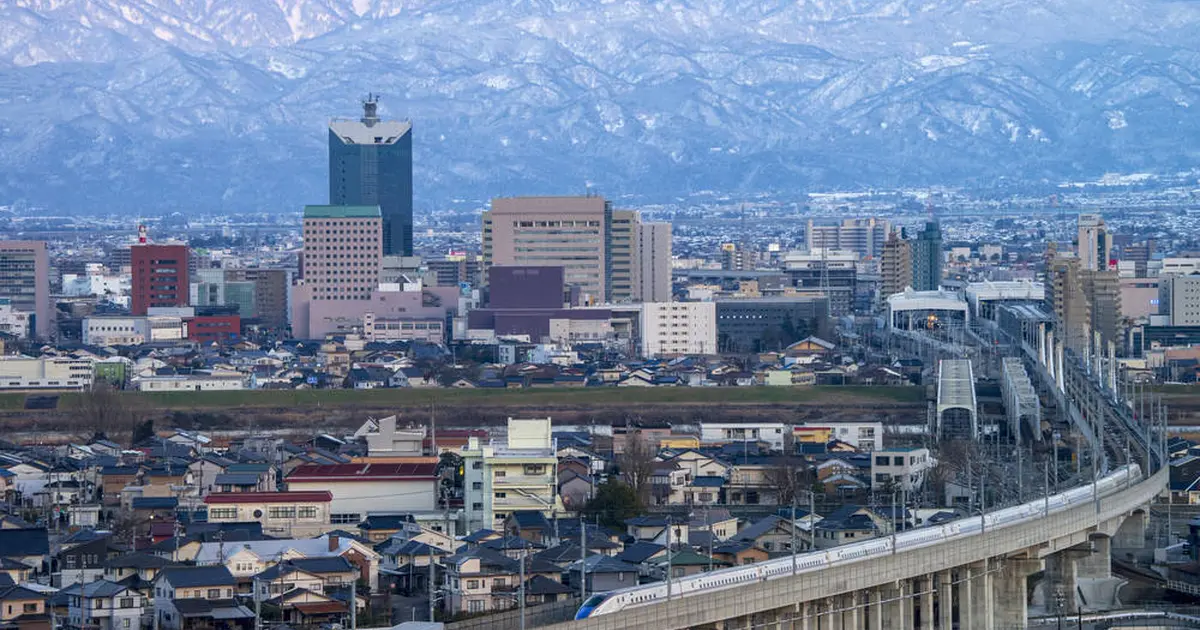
left=639, top=222, right=672, bottom=302
left=482, top=196, right=670, bottom=304
left=880, top=230, right=913, bottom=303
left=1047, top=254, right=1123, bottom=353
left=1077, top=214, right=1112, bottom=271
left=292, top=205, right=383, bottom=338
left=806, top=218, right=890, bottom=259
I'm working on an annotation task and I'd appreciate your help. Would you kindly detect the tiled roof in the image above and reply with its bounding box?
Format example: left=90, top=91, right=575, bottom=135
left=286, top=463, right=436, bottom=482
left=204, top=492, right=332, bottom=504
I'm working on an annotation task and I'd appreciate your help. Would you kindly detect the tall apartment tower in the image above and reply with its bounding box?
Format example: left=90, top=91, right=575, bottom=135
left=639, top=222, right=672, bottom=302
left=880, top=230, right=913, bottom=302
left=1047, top=253, right=1123, bottom=353
left=1077, top=214, right=1112, bottom=271
left=1046, top=255, right=1089, bottom=353
left=329, top=96, right=414, bottom=256
left=291, top=205, right=383, bottom=339
left=131, top=243, right=190, bottom=315
left=1082, top=269, right=1123, bottom=348
left=0, top=241, right=51, bottom=339
left=911, top=221, right=943, bottom=291
left=610, top=209, right=640, bottom=303
left=805, top=218, right=890, bottom=259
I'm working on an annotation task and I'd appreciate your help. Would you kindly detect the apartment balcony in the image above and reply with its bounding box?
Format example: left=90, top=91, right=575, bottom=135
left=491, top=474, right=555, bottom=488
left=492, top=495, right=555, bottom=509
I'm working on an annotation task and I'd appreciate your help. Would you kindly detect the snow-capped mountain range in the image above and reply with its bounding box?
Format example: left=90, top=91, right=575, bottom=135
left=3, top=0, right=1200, bottom=213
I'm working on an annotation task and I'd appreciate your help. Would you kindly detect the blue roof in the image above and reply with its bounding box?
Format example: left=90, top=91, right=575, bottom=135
left=691, top=476, right=726, bottom=487
left=508, top=511, right=550, bottom=530
left=359, top=514, right=414, bottom=530
left=132, top=497, right=179, bottom=510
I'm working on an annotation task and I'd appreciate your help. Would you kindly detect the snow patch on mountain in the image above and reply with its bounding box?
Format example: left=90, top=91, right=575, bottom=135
left=2, top=0, right=1200, bottom=212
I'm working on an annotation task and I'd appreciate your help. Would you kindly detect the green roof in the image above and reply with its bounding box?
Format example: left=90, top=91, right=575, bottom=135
left=303, top=205, right=381, bottom=219
left=655, top=549, right=728, bottom=567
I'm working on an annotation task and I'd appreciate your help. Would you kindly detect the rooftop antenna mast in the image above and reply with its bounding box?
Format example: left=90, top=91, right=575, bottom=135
left=362, top=93, right=380, bottom=127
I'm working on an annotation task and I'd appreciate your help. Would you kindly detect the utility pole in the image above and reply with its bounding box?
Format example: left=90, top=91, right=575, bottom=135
left=518, top=550, right=526, bottom=630
left=579, top=517, right=587, bottom=603
left=427, top=545, right=436, bottom=622
left=665, top=520, right=673, bottom=601
left=705, top=506, right=713, bottom=573
left=790, top=496, right=798, bottom=574
left=350, top=572, right=357, bottom=630
left=253, top=577, right=261, bottom=630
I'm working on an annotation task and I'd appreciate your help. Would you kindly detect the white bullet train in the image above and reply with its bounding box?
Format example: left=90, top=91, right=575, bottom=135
left=575, top=463, right=1141, bottom=619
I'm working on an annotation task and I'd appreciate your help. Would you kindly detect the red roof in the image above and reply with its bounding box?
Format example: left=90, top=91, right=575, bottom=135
left=204, top=491, right=332, bottom=504
left=293, top=602, right=348, bottom=616
left=286, top=463, right=437, bottom=482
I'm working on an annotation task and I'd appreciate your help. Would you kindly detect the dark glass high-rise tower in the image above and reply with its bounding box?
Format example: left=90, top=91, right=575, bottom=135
left=911, top=220, right=943, bottom=291
left=328, top=96, right=413, bottom=256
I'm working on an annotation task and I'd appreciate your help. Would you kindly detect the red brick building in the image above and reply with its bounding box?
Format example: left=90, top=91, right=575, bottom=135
left=131, top=244, right=189, bottom=315
left=186, top=315, right=241, bottom=345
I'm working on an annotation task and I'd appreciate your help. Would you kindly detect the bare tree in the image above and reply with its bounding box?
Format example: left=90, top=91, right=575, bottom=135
left=765, top=454, right=815, bottom=507
left=618, top=430, right=658, bottom=506
left=67, top=381, right=145, bottom=445
left=928, top=440, right=976, bottom=505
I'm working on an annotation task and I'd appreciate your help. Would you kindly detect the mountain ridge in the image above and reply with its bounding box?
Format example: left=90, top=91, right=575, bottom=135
left=3, top=0, right=1200, bottom=213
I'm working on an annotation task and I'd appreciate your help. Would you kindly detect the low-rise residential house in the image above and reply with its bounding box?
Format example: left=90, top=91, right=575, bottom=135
left=357, top=514, right=418, bottom=544
left=625, top=516, right=687, bottom=546
left=820, top=473, right=870, bottom=497
left=650, top=462, right=690, bottom=505
left=613, top=542, right=666, bottom=574
left=152, top=566, right=253, bottom=630
left=252, top=557, right=357, bottom=602
left=557, top=471, right=594, bottom=509
left=682, top=476, right=725, bottom=506
left=65, top=580, right=146, bottom=630
left=870, top=448, right=935, bottom=491
left=103, top=553, right=177, bottom=593
left=712, top=541, right=769, bottom=566
left=731, top=516, right=802, bottom=554
left=376, top=539, right=449, bottom=595
left=98, top=467, right=139, bottom=507
left=0, top=585, right=48, bottom=630
left=503, top=511, right=553, bottom=545
left=262, top=588, right=350, bottom=628
left=204, top=492, right=333, bottom=538
left=687, top=509, right=738, bottom=541
left=664, top=450, right=732, bottom=480
left=192, top=535, right=381, bottom=592
left=812, top=506, right=888, bottom=549
left=441, top=547, right=520, bottom=615
left=58, top=534, right=123, bottom=587
left=564, top=555, right=641, bottom=595
left=726, top=461, right=779, bottom=505
left=649, top=549, right=727, bottom=579
left=0, top=529, right=48, bottom=577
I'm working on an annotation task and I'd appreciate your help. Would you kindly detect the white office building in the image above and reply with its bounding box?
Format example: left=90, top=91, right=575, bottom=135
left=639, top=301, right=717, bottom=357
